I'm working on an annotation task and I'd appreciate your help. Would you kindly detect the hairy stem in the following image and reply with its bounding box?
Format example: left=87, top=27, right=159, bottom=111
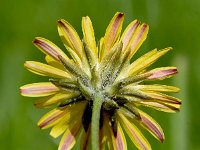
left=91, top=93, right=103, bottom=150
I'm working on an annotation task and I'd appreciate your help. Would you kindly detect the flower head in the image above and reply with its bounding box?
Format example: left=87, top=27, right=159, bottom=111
left=20, top=12, right=181, bottom=150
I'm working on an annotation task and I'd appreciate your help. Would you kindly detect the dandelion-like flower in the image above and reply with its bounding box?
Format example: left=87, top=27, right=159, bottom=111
left=20, top=12, right=181, bottom=150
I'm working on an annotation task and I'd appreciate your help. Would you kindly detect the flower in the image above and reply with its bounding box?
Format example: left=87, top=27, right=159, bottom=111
left=20, top=12, right=181, bottom=150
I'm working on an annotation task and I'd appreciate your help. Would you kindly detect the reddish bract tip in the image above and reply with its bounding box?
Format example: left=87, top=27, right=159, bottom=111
left=57, top=19, right=65, bottom=25
left=33, top=38, right=40, bottom=44
left=117, top=12, right=124, bottom=17
left=148, top=68, right=178, bottom=80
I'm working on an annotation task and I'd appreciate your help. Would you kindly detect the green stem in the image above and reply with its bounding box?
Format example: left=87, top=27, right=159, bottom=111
left=91, top=93, right=103, bottom=150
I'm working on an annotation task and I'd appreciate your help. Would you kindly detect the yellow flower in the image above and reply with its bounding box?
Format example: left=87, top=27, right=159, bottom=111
left=20, top=12, right=181, bottom=150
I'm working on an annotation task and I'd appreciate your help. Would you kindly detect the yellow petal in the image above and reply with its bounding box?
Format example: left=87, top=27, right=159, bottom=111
left=20, top=82, right=59, bottom=97
left=34, top=91, right=80, bottom=108
left=33, top=37, right=69, bottom=62
left=58, top=119, right=82, bottom=150
left=100, top=12, right=124, bottom=60
left=82, top=16, right=97, bottom=56
left=38, top=106, right=67, bottom=129
left=127, top=47, right=172, bottom=76
left=24, top=61, right=71, bottom=79
left=115, top=121, right=127, bottom=150
left=146, top=92, right=181, bottom=104
left=50, top=101, right=86, bottom=138
left=129, top=23, right=149, bottom=58
left=121, top=20, right=140, bottom=50
left=50, top=115, right=71, bottom=138
left=135, top=84, right=180, bottom=93
left=57, top=19, right=83, bottom=58
left=118, top=111, right=152, bottom=150
left=137, top=109, right=165, bottom=142
left=135, top=101, right=180, bottom=113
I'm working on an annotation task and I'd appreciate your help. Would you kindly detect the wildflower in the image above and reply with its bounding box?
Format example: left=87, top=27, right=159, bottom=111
left=20, top=12, right=181, bottom=150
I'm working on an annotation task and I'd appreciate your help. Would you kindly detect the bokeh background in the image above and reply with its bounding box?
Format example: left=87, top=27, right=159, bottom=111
left=0, top=0, right=200, bottom=149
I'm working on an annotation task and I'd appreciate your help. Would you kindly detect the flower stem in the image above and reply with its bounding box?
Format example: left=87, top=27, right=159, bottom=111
left=91, top=93, right=103, bottom=150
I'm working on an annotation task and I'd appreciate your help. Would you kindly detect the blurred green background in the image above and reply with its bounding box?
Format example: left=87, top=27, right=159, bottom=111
left=0, top=0, right=200, bottom=149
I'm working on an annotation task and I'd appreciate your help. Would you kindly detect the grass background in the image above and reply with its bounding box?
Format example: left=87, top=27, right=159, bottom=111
left=0, top=0, right=200, bottom=149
